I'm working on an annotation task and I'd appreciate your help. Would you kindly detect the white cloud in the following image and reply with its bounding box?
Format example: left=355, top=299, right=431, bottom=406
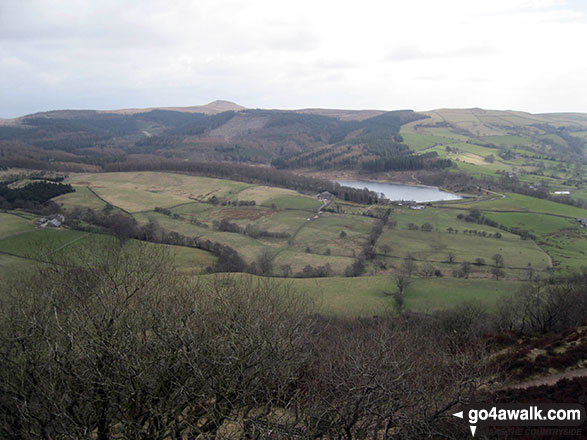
left=0, top=0, right=586, bottom=117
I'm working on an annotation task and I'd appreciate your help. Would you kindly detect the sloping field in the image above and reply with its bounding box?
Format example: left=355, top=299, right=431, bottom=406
left=91, top=187, right=189, bottom=212
left=0, top=253, right=31, bottom=280
left=484, top=212, right=580, bottom=236
left=0, top=212, right=35, bottom=239
left=210, top=274, right=524, bottom=316
left=400, top=133, right=460, bottom=151
left=54, top=186, right=110, bottom=211
left=272, top=249, right=354, bottom=276
left=0, top=227, right=215, bottom=275
left=439, top=193, right=587, bottom=218
left=234, top=185, right=322, bottom=210
left=292, top=214, right=374, bottom=257
left=377, top=228, right=550, bottom=270
left=64, top=172, right=322, bottom=214
left=478, top=135, right=533, bottom=146
left=250, top=209, right=309, bottom=235
left=0, top=229, right=94, bottom=260
left=66, top=172, right=253, bottom=211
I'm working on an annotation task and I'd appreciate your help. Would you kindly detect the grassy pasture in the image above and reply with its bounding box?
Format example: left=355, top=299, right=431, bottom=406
left=261, top=194, right=322, bottom=210
left=169, top=202, right=216, bottom=217
left=134, top=211, right=281, bottom=262
left=453, top=159, right=511, bottom=178
left=428, top=110, right=504, bottom=136
left=446, top=142, right=499, bottom=157
left=134, top=211, right=212, bottom=236
left=0, top=212, right=35, bottom=239
left=3, top=168, right=583, bottom=315
left=541, top=234, right=587, bottom=272
left=478, top=135, right=533, bottom=146
left=54, top=186, right=110, bottom=211
left=484, top=212, right=580, bottom=236
left=456, top=153, right=492, bottom=166
left=204, top=230, right=279, bottom=260
left=384, top=206, right=554, bottom=272
left=392, top=207, right=507, bottom=235
left=90, top=187, right=189, bottom=213
left=251, top=209, right=309, bottom=235
left=431, top=197, right=586, bottom=270
left=272, top=249, right=354, bottom=276
left=66, top=172, right=252, bottom=211
left=230, top=185, right=319, bottom=209
left=164, top=245, right=216, bottom=273
left=400, top=133, right=458, bottom=151
left=292, top=214, right=374, bottom=257
left=573, top=187, right=587, bottom=202
left=0, top=229, right=91, bottom=259
left=283, top=275, right=523, bottom=316
left=0, top=226, right=215, bottom=275
left=439, top=193, right=587, bottom=218
left=0, top=253, right=33, bottom=281
left=377, top=228, right=550, bottom=271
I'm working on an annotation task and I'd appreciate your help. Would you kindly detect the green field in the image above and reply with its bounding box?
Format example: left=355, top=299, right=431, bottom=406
left=292, top=214, right=374, bottom=257
left=377, top=227, right=550, bottom=272
left=261, top=194, right=322, bottom=210
left=478, top=135, right=533, bottom=147
left=432, top=194, right=586, bottom=271
left=0, top=228, right=89, bottom=258
left=0, top=212, right=35, bottom=239
left=54, top=186, right=110, bottom=211
left=400, top=109, right=587, bottom=215
left=438, top=192, right=587, bottom=218
left=2, top=167, right=586, bottom=315
left=232, top=186, right=320, bottom=210
left=483, top=212, right=579, bottom=236
left=208, top=274, right=524, bottom=316
left=0, top=226, right=216, bottom=276
left=65, top=172, right=253, bottom=212
left=401, top=133, right=460, bottom=151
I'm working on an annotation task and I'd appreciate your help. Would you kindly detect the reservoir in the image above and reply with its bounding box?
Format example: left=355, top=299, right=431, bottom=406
left=335, top=180, right=462, bottom=203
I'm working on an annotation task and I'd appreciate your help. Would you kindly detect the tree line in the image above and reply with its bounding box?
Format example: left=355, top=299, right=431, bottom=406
left=3, top=239, right=584, bottom=439
left=0, top=181, right=74, bottom=208
left=0, top=240, right=496, bottom=439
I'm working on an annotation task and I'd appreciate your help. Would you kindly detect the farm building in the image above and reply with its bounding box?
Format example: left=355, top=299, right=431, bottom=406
left=316, top=191, right=335, bottom=201
left=38, top=214, right=65, bottom=228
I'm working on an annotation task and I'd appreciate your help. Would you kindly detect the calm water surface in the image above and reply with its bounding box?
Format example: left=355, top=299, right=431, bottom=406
left=335, top=180, right=462, bottom=203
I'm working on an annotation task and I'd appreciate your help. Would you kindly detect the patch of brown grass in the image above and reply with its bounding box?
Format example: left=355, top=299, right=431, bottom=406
left=219, top=207, right=275, bottom=221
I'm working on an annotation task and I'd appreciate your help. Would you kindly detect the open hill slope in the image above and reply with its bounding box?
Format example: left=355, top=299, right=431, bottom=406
left=1, top=103, right=583, bottom=177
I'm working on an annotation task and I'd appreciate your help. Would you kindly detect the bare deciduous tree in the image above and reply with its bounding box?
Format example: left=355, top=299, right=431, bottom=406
left=0, top=238, right=502, bottom=440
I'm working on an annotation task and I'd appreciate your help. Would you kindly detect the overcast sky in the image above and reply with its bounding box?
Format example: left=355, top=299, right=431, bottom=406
left=1, top=0, right=586, bottom=117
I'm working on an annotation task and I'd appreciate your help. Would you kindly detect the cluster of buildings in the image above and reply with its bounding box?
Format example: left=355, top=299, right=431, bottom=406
left=37, top=214, right=65, bottom=228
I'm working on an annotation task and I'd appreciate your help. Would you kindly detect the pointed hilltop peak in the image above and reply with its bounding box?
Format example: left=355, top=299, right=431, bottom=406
left=104, top=100, right=246, bottom=115
left=198, top=100, right=246, bottom=113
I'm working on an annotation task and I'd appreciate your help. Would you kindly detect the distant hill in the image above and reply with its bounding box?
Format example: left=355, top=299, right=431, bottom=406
left=0, top=103, right=585, bottom=177
left=415, top=108, right=587, bottom=136
left=106, top=100, right=247, bottom=115
left=401, top=108, right=587, bottom=161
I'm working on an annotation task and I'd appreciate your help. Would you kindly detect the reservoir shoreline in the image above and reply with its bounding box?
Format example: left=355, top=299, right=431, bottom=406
left=335, top=179, right=462, bottom=203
